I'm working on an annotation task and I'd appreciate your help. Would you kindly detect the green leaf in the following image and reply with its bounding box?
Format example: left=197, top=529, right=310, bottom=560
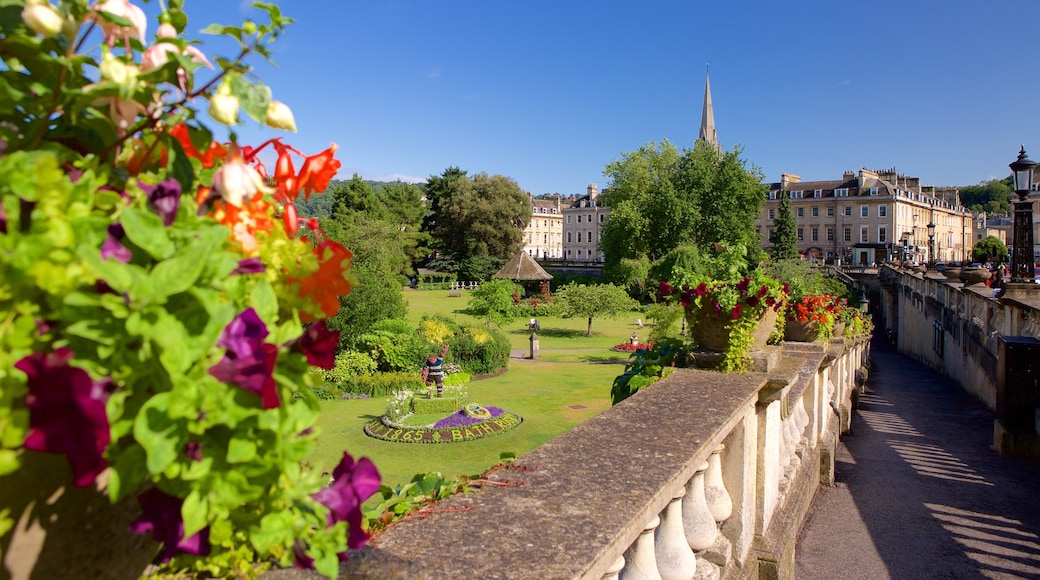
left=251, top=511, right=293, bottom=553
left=107, top=445, right=147, bottom=502
left=120, top=208, right=175, bottom=260
left=0, top=449, right=20, bottom=477
left=228, top=74, right=271, bottom=124
left=249, top=278, right=278, bottom=322
left=162, top=133, right=196, bottom=194
left=227, top=435, right=257, bottom=463
left=150, top=243, right=210, bottom=298
left=134, top=393, right=181, bottom=474
left=182, top=489, right=208, bottom=537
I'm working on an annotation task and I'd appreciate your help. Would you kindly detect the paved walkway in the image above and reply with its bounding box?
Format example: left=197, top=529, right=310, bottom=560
left=795, top=338, right=1040, bottom=579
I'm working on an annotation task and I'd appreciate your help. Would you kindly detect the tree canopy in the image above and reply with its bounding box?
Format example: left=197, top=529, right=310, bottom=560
left=600, top=140, right=766, bottom=283
left=423, top=168, right=532, bottom=280
left=770, top=189, right=798, bottom=261
left=959, top=178, right=1011, bottom=215
left=556, top=282, right=636, bottom=337
left=972, top=235, right=1008, bottom=264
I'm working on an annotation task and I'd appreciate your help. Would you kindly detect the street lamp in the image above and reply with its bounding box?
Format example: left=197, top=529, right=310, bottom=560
left=1009, top=146, right=1036, bottom=283
left=927, top=221, right=936, bottom=266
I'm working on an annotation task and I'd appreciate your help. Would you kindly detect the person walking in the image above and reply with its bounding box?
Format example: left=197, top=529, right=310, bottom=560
left=421, top=344, right=450, bottom=398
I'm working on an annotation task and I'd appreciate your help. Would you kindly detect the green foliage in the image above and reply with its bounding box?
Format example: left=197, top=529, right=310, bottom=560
left=959, top=178, right=1012, bottom=214
left=355, top=321, right=428, bottom=373
left=601, top=140, right=766, bottom=270
left=467, top=278, right=520, bottom=326
left=556, top=282, right=637, bottom=337
left=340, top=372, right=424, bottom=398
left=763, top=258, right=849, bottom=301
left=422, top=168, right=532, bottom=277
left=510, top=297, right=565, bottom=318
left=770, top=190, right=798, bottom=260
left=972, top=235, right=1008, bottom=263
left=450, top=327, right=511, bottom=375
left=611, top=338, right=682, bottom=405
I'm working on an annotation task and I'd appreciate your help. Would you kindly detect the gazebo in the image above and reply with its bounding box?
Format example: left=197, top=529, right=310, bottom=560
left=493, top=251, right=554, bottom=296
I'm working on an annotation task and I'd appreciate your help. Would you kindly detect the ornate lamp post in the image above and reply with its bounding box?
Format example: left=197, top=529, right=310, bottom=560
left=1009, top=146, right=1036, bottom=283
left=927, top=221, right=936, bottom=266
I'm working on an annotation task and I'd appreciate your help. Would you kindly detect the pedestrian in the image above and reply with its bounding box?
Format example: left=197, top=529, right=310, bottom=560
left=421, top=344, right=450, bottom=398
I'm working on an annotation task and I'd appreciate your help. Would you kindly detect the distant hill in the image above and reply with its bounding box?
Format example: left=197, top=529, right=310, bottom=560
left=295, top=179, right=425, bottom=218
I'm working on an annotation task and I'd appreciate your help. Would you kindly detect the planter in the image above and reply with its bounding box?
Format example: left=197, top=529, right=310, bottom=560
left=784, top=319, right=823, bottom=342
left=0, top=452, right=158, bottom=580
left=832, top=322, right=846, bottom=337
left=960, top=267, right=991, bottom=285
left=689, top=306, right=778, bottom=352
left=942, top=266, right=962, bottom=280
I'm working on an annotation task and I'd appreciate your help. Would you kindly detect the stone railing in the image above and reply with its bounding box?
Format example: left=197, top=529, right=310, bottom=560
left=876, top=265, right=1040, bottom=454
left=330, top=337, right=870, bottom=580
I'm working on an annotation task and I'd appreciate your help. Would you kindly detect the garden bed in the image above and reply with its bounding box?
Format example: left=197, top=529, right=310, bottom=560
left=364, top=402, right=523, bottom=443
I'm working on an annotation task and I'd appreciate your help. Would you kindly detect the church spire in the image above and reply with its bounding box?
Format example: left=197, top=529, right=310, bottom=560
left=698, top=66, right=717, bottom=147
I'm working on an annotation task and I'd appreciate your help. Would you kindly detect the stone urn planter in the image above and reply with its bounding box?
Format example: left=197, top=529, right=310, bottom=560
left=784, top=319, right=825, bottom=342
left=960, top=267, right=991, bottom=285
left=832, top=321, right=846, bottom=337
left=689, top=306, right=778, bottom=352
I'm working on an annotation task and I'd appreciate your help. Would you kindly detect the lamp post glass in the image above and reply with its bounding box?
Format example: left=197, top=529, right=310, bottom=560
left=1009, top=146, right=1036, bottom=283
left=927, top=222, right=936, bottom=266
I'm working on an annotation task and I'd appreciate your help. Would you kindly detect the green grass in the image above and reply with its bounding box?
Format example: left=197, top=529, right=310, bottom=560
left=308, top=288, right=647, bottom=492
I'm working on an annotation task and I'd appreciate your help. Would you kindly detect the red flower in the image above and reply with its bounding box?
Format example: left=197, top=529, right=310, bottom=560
left=296, top=144, right=341, bottom=200
left=695, top=282, right=708, bottom=297
left=15, top=349, right=111, bottom=487
left=731, top=303, right=743, bottom=319
left=295, top=320, right=339, bottom=370
left=129, top=488, right=210, bottom=563
left=659, top=280, right=673, bottom=296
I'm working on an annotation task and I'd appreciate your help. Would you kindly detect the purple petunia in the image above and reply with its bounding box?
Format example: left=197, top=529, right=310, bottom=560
left=658, top=280, right=673, bottom=296
left=433, top=406, right=505, bottom=429
left=184, top=440, right=202, bottom=462
left=312, top=452, right=381, bottom=551
left=230, top=257, right=265, bottom=275
left=15, top=348, right=112, bottom=487
left=208, top=308, right=281, bottom=408
left=139, top=178, right=181, bottom=226
left=101, top=223, right=132, bottom=263
left=294, top=320, right=339, bottom=370
left=129, top=488, right=210, bottom=563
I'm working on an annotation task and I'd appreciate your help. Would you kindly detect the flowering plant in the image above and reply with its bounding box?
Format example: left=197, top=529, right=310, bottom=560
left=658, top=244, right=787, bottom=371
left=786, top=294, right=839, bottom=341
left=0, top=1, right=378, bottom=577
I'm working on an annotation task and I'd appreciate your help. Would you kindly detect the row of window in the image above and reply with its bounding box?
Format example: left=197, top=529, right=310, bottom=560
left=767, top=205, right=888, bottom=220
left=564, top=214, right=606, bottom=224
left=769, top=186, right=878, bottom=200
left=765, top=226, right=889, bottom=244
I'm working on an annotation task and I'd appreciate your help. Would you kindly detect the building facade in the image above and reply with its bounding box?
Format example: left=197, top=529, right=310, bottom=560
left=521, top=194, right=564, bottom=259
left=562, top=184, right=609, bottom=262
left=757, top=168, right=973, bottom=265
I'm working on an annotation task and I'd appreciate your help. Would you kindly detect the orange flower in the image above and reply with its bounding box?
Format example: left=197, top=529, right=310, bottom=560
left=296, top=144, right=341, bottom=200
left=207, top=195, right=274, bottom=254
left=170, top=124, right=225, bottom=169
left=297, top=240, right=353, bottom=319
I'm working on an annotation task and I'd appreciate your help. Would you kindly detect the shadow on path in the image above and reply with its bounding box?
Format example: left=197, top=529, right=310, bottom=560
left=796, top=337, right=1040, bottom=579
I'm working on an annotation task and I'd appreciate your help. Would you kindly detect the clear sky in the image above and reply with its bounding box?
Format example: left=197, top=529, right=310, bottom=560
left=171, top=0, right=1040, bottom=196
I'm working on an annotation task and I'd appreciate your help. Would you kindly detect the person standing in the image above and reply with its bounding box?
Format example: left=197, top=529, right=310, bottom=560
left=421, top=344, right=450, bottom=398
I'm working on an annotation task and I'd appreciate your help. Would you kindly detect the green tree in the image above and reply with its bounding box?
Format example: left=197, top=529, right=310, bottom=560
left=959, top=178, right=1012, bottom=214
left=423, top=169, right=532, bottom=280
left=467, top=278, right=519, bottom=327
left=329, top=174, right=384, bottom=218
left=378, top=180, right=429, bottom=271
left=770, top=189, right=798, bottom=260
left=972, top=235, right=1008, bottom=263
left=600, top=140, right=766, bottom=282
left=556, top=282, right=637, bottom=337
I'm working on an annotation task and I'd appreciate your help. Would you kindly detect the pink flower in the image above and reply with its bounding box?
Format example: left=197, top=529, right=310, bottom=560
left=91, top=0, right=146, bottom=46
left=142, top=23, right=213, bottom=72
left=694, top=282, right=708, bottom=297
left=15, top=348, right=112, bottom=487
left=129, top=488, right=210, bottom=563
left=731, top=303, right=744, bottom=319
left=313, top=452, right=381, bottom=551
left=212, top=147, right=272, bottom=207
left=294, top=320, right=339, bottom=370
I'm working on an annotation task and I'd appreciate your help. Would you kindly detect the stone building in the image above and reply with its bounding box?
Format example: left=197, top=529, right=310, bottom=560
left=562, top=184, right=609, bottom=262
left=521, top=194, right=564, bottom=259
left=757, top=168, right=974, bottom=265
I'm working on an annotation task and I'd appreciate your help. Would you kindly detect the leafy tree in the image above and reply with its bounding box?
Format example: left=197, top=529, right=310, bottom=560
left=959, top=178, right=1012, bottom=214
left=467, top=278, right=520, bottom=327
left=972, top=235, right=1008, bottom=263
left=556, top=283, right=637, bottom=337
left=770, top=189, right=798, bottom=260
left=329, top=174, right=384, bottom=218
left=377, top=180, right=429, bottom=270
left=423, top=169, right=532, bottom=279
left=601, top=140, right=766, bottom=282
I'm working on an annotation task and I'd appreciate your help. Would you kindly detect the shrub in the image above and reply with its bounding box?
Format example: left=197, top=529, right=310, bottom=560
left=418, top=317, right=456, bottom=346
left=450, top=326, right=511, bottom=375
left=356, top=328, right=428, bottom=372
left=340, top=372, right=425, bottom=398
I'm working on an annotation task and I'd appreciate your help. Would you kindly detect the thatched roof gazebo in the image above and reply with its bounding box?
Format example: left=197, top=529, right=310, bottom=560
left=493, top=251, right=553, bottom=282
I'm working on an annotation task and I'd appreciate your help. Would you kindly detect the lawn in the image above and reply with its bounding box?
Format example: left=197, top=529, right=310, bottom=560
left=307, top=288, right=646, bottom=492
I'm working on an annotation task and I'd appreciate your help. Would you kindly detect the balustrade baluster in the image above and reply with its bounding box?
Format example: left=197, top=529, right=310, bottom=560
left=655, top=489, right=696, bottom=579
left=704, top=445, right=732, bottom=523
left=621, top=516, right=662, bottom=580
left=602, top=555, right=626, bottom=580
left=682, top=461, right=717, bottom=551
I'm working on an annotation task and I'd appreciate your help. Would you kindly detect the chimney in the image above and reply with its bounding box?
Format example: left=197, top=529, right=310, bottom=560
left=781, top=173, right=801, bottom=188
left=587, top=183, right=598, bottom=199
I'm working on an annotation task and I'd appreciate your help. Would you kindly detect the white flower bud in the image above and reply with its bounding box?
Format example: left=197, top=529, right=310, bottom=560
left=22, top=1, right=63, bottom=38
left=99, top=51, right=138, bottom=87
left=264, top=101, right=297, bottom=132
left=208, top=91, right=239, bottom=126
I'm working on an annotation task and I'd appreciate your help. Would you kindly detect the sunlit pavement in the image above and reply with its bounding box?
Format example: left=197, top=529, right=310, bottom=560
left=796, top=337, right=1040, bottom=579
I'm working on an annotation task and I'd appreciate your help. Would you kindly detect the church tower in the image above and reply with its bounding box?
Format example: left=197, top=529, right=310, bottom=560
left=698, top=68, right=718, bottom=148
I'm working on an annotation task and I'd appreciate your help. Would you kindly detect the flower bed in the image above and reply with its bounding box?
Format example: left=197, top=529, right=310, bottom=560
left=364, top=404, right=522, bottom=443
left=610, top=342, right=653, bottom=352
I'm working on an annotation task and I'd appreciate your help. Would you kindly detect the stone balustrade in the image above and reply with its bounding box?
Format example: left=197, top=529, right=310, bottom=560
left=334, top=336, right=870, bottom=580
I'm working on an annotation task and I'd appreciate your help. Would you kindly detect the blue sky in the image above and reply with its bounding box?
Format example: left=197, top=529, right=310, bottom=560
left=171, top=0, right=1040, bottom=195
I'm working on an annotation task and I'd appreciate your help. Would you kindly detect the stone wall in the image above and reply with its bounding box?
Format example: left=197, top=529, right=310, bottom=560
left=321, top=338, right=870, bottom=580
